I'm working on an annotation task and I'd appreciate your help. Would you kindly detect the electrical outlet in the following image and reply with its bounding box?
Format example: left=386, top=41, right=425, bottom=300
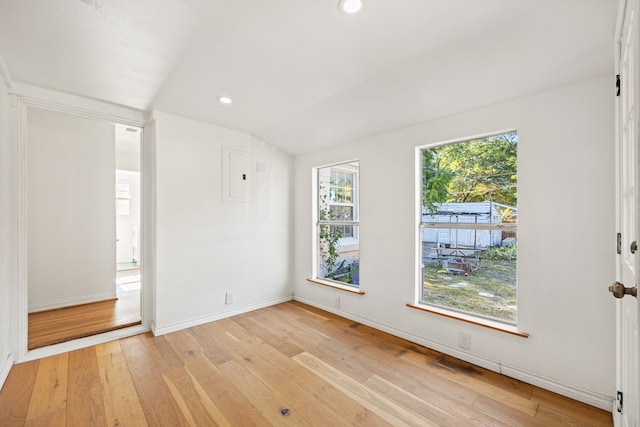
left=458, top=332, right=471, bottom=350
left=225, top=291, right=234, bottom=305
left=334, top=296, right=340, bottom=308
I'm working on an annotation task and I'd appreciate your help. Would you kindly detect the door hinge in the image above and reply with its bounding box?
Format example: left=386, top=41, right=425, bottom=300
left=617, top=391, right=623, bottom=413
left=616, top=75, right=621, bottom=96
left=617, top=233, right=622, bottom=254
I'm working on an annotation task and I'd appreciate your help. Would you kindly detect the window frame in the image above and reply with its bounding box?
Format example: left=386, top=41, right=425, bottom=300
left=314, top=160, right=360, bottom=287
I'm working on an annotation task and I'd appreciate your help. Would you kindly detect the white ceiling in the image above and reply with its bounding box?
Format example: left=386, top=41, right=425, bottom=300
left=0, top=0, right=617, bottom=155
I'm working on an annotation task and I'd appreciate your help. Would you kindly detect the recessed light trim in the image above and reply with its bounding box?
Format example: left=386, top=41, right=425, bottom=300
left=218, top=96, right=233, bottom=104
left=338, top=0, right=362, bottom=14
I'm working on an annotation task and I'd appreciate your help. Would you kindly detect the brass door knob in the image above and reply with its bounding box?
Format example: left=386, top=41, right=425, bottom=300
left=609, top=281, right=638, bottom=298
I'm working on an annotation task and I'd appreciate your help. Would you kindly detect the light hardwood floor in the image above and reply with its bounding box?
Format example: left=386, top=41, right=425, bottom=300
left=27, top=286, right=141, bottom=350
left=3, top=301, right=612, bottom=426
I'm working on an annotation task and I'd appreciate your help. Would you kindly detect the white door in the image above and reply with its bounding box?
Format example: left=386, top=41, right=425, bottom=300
left=614, top=0, right=639, bottom=425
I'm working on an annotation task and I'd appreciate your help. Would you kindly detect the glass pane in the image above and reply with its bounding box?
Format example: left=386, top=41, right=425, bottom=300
left=330, top=224, right=354, bottom=238
left=421, top=228, right=517, bottom=323
left=421, top=132, right=517, bottom=217
left=318, top=224, right=359, bottom=285
left=330, top=206, right=353, bottom=221
left=344, top=187, right=352, bottom=203
left=329, top=169, right=354, bottom=204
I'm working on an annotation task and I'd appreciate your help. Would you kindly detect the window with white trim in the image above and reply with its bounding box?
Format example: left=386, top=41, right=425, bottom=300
left=316, top=161, right=360, bottom=286
left=419, top=132, right=517, bottom=324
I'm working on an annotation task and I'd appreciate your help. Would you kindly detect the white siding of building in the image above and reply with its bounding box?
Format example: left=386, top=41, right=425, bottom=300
left=422, top=202, right=505, bottom=248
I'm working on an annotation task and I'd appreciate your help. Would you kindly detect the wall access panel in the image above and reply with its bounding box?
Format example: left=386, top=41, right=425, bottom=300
left=222, top=147, right=251, bottom=202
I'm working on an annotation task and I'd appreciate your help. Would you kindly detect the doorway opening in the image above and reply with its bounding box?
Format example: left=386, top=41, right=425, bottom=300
left=26, top=114, right=143, bottom=350
left=115, top=124, right=142, bottom=322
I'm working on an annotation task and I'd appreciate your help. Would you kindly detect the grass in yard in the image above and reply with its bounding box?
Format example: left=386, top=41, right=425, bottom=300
left=422, top=258, right=517, bottom=323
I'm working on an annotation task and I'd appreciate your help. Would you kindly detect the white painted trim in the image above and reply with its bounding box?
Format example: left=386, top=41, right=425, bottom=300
left=153, top=295, right=294, bottom=336
left=14, top=95, right=28, bottom=361
left=10, top=82, right=147, bottom=126
left=0, top=353, right=14, bottom=392
left=499, top=363, right=614, bottom=412
left=616, top=0, right=629, bottom=47
left=18, top=325, right=148, bottom=363
left=614, top=3, right=625, bottom=427
left=0, top=53, right=13, bottom=90
left=28, top=291, right=118, bottom=313
left=293, top=295, right=614, bottom=412
left=140, top=120, right=156, bottom=332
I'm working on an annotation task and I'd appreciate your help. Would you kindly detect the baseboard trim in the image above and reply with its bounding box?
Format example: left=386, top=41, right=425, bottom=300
left=153, top=295, right=294, bottom=337
left=28, top=291, right=117, bottom=313
left=499, top=363, right=614, bottom=411
left=0, top=353, right=14, bottom=392
left=293, top=296, right=613, bottom=412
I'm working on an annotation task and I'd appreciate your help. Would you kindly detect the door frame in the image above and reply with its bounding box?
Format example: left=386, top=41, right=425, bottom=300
left=614, top=3, right=624, bottom=421
left=11, top=84, right=155, bottom=361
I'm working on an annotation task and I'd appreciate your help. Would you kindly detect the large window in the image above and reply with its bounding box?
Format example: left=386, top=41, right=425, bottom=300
left=419, top=132, right=517, bottom=323
left=316, top=161, right=360, bottom=286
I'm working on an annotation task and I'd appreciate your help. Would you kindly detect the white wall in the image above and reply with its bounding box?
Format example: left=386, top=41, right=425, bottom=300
left=0, top=79, right=16, bottom=386
left=115, top=170, right=140, bottom=264
left=27, top=107, right=117, bottom=312
left=293, top=75, right=616, bottom=408
left=116, top=150, right=140, bottom=172
left=153, top=111, right=293, bottom=334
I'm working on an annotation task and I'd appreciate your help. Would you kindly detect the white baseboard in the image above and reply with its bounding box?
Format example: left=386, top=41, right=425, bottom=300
left=153, top=294, right=294, bottom=336
left=28, top=291, right=117, bottom=313
left=499, top=363, right=614, bottom=411
left=293, top=296, right=614, bottom=412
left=0, top=353, right=14, bottom=392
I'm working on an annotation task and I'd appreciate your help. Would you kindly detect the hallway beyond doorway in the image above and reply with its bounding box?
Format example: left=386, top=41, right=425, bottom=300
left=28, top=272, right=141, bottom=350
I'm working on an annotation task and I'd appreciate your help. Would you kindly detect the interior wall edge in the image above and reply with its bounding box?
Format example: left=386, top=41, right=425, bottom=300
left=0, top=59, right=13, bottom=393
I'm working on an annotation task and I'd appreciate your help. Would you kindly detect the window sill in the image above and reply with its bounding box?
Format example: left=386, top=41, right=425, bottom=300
left=406, top=303, right=529, bottom=338
left=307, top=278, right=365, bottom=295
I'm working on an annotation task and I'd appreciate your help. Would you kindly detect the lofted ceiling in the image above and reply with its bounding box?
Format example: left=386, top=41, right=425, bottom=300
left=0, top=0, right=617, bottom=155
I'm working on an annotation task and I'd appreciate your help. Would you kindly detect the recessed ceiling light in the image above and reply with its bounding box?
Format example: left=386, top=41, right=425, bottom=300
left=218, top=96, right=233, bottom=104
left=338, top=0, right=362, bottom=14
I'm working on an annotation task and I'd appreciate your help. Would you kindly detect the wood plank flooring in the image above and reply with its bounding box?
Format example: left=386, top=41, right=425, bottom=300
left=28, top=287, right=141, bottom=350
left=2, top=301, right=612, bottom=426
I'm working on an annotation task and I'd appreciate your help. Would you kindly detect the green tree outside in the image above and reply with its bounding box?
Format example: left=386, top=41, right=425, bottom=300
left=422, top=132, right=517, bottom=212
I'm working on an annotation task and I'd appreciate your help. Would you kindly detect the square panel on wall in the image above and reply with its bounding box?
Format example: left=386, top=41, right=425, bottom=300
left=222, top=147, right=251, bottom=202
